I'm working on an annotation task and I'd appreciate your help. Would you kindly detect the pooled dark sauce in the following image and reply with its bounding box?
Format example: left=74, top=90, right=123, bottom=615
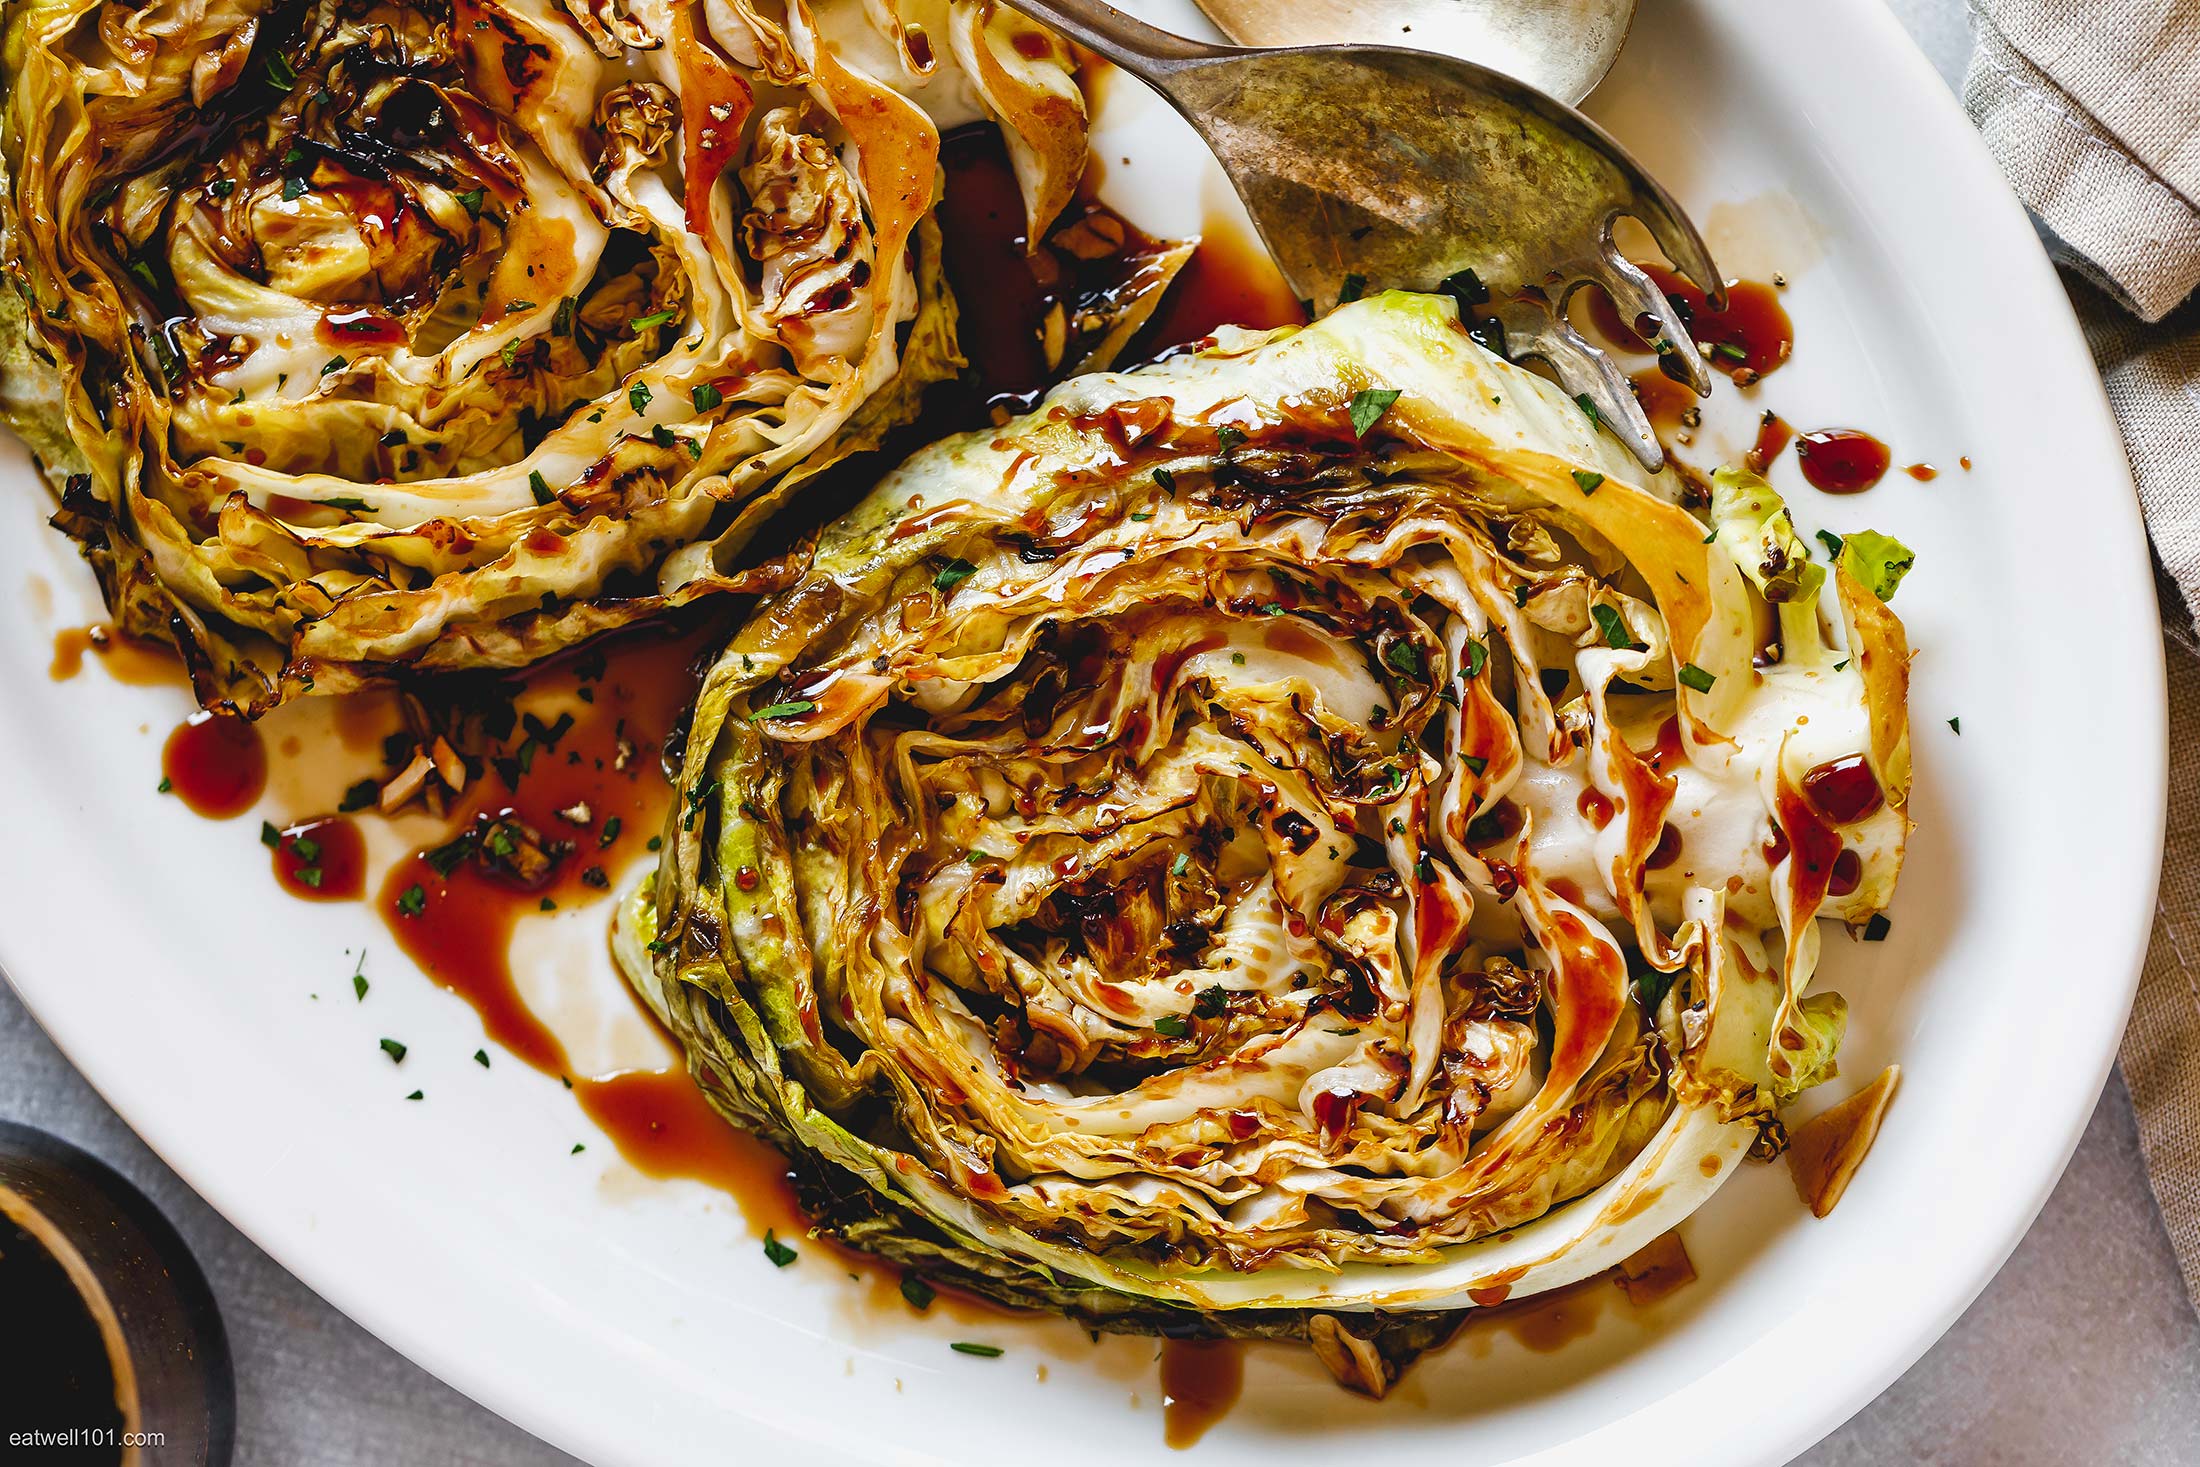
left=1584, top=265, right=1793, bottom=380
left=271, top=816, right=367, bottom=900
left=1628, top=369, right=1696, bottom=433
left=1794, top=429, right=1891, bottom=494
left=0, top=1213, right=124, bottom=1465
left=936, top=126, right=1301, bottom=420
left=569, top=1067, right=803, bottom=1235
left=375, top=625, right=712, bottom=1075
left=162, top=710, right=267, bottom=818
left=1801, top=753, right=1884, bottom=825
left=1161, top=1338, right=1246, bottom=1449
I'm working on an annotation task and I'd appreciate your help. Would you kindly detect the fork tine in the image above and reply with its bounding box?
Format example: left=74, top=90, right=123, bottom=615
left=1621, top=192, right=1726, bottom=313
left=1586, top=253, right=1714, bottom=398
left=1495, top=303, right=1663, bottom=474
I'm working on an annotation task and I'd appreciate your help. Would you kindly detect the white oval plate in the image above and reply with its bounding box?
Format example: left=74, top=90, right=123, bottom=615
left=0, top=1, right=2165, bottom=1463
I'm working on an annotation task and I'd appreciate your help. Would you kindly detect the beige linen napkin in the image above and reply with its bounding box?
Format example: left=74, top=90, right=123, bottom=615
left=1963, top=0, right=2200, bottom=1302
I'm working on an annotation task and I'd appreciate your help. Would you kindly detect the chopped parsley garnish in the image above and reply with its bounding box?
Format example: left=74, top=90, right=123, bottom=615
left=406, top=1090, right=424, bottom=1101
left=599, top=817, right=622, bottom=847
left=1710, top=341, right=1749, bottom=364
left=1591, top=603, right=1641, bottom=650
left=552, top=297, right=576, bottom=336
left=1573, top=393, right=1602, bottom=426
left=1348, top=387, right=1401, bottom=438
left=1815, top=529, right=1845, bottom=559
left=424, top=831, right=475, bottom=877
left=1677, top=663, right=1717, bottom=693
left=749, top=700, right=818, bottom=722
left=628, top=381, right=652, bottom=414
left=379, top=1038, right=408, bottom=1064
left=1438, top=267, right=1490, bottom=308
left=1948, top=717, right=1961, bottom=734
left=1336, top=272, right=1367, bottom=304
left=157, top=776, right=173, bottom=793
left=571, top=1143, right=586, bottom=1154
left=1461, top=754, right=1488, bottom=775
left=1383, top=640, right=1423, bottom=678
left=261, top=820, right=282, bottom=849
left=456, top=187, right=485, bottom=218
left=1169, top=852, right=1190, bottom=878
left=691, top=382, right=722, bottom=412
left=319, top=355, right=347, bottom=377
left=1153, top=467, right=1176, bottom=496
left=900, top=1275, right=936, bottom=1311
left=950, top=1342, right=1004, bottom=1358
left=474, top=1049, right=490, bottom=1068
left=296, top=867, right=323, bottom=888
left=208, top=178, right=235, bottom=199
left=629, top=309, right=676, bottom=332
left=528, top=470, right=553, bottom=505
left=1193, top=986, right=1229, bottom=1019
left=396, top=883, right=426, bottom=917
left=1153, top=1015, right=1189, bottom=1038
left=281, top=175, right=308, bottom=202
left=1215, top=425, right=1245, bottom=454
left=762, top=1230, right=798, bottom=1267
left=1572, top=470, right=1605, bottom=495
left=682, top=776, right=720, bottom=831
left=933, top=558, right=978, bottom=592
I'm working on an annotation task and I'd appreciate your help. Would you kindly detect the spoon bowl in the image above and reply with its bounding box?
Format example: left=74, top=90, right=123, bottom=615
left=1000, top=0, right=1721, bottom=470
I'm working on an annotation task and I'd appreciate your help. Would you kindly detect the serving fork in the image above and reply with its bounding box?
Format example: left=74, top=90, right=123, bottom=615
left=998, top=0, right=1723, bottom=472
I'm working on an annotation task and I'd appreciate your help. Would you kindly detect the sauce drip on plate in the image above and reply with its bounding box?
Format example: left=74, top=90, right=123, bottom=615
left=1160, top=1338, right=1246, bottom=1449
left=50, top=624, right=179, bottom=684
left=162, top=711, right=267, bottom=818
left=1794, top=429, right=1891, bottom=494
left=271, top=816, right=367, bottom=900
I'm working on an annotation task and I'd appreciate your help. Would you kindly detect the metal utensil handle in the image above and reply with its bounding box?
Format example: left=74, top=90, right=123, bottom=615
left=994, top=0, right=1234, bottom=81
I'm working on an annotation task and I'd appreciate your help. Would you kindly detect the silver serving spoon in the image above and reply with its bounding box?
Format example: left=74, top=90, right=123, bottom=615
left=1000, top=0, right=1720, bottom=471
left=1190, top=0, right=1635, bottom=107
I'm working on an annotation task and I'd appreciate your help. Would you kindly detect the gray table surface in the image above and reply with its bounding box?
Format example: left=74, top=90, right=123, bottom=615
left=8, top=4, right=2195, bottom=1463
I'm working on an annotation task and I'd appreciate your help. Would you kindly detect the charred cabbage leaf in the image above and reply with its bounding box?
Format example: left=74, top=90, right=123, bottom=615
left=0, top=0, right=1089, bottom=712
